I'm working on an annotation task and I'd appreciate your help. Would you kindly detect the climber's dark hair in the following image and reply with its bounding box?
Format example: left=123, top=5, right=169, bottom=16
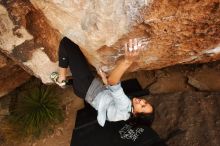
left=129, top=108, right=154, bottom=127
left=128, top=96, right=155, bottom=127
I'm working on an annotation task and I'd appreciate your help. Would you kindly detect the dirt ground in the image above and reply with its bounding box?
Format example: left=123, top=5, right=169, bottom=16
left=0, top=85, right=84, bottom=146
left=16, top=87, right=84, bottom=146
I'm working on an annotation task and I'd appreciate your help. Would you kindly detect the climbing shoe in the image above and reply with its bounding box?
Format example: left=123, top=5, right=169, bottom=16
left=50, top=72, right=67, bottom=88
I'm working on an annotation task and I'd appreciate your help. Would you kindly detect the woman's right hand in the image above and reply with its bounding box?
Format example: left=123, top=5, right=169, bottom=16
left=124, top=38, right=142, bottom=63
left=98, top=38, right=143, bottom=86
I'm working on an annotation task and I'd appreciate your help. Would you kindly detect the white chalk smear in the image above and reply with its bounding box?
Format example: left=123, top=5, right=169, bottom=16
left=204, top=46, right=220, bottom=54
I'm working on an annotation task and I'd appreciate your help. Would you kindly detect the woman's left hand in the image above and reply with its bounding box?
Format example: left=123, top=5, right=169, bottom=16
left=97, top=68, right=108, bottom=85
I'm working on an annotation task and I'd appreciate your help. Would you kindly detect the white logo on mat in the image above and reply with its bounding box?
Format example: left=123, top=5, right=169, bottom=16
left=119, top=124, right=144, bottom=141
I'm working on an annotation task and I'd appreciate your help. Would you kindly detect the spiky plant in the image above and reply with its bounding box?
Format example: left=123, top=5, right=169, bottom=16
left=10, top=85, right=64, bottom=138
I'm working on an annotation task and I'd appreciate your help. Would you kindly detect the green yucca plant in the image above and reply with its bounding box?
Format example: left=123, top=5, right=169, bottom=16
left=9, top=85, right=64, bottom=138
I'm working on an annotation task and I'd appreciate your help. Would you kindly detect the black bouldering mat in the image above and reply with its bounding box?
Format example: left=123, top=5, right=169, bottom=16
left=70, top=103, right=167, bottom=146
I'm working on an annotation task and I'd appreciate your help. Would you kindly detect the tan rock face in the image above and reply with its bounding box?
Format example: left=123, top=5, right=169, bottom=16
left=30, top=0, right=220, bottom=72
left=0, top=0, right=61, bottom=83
left=0, top=0, right=220, bottom=83
left=99, top=0, right=220, bottom=72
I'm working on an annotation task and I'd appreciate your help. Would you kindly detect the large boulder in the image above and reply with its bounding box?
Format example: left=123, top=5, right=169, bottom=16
left=0, top=1, right=60, bottom=84
left=0, top=0, right=220, bottom=84
left=188, top=65, right=220, bottom=91
left=149, top=67, right=193, bottom=94
left=150, top=91, right=220, bottom=146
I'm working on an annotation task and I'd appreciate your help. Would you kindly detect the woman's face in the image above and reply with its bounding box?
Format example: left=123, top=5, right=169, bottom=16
left=132, top=97, right=153, bottom=115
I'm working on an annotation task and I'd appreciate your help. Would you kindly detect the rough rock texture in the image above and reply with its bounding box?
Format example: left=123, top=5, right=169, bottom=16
left=150, top=92, right=220, bottom=146
left=0, top=0, right=220, bottom=83
left=122, top=61, right=220, bottom=94
left=0, top=52, right=31, bottom=98
left=0, top=64, right=31, bottom=97
left=0, top=0, right=61, bottom=84
left=31, top=0, right=220, bottom=72
left=0, top=52, right=8, bottom=68
left=148, top=67, right=193, bottom=94
left=188, top=65, right=220, bottom=91
left=0, top=94, right=10, bottom=121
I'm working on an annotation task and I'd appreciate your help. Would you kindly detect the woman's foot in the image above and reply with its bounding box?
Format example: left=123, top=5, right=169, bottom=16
left=50, top=72, right=67, bottom=88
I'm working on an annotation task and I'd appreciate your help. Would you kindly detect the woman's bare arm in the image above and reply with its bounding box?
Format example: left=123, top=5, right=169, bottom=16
left=107, top=39, right=141, bottom=85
